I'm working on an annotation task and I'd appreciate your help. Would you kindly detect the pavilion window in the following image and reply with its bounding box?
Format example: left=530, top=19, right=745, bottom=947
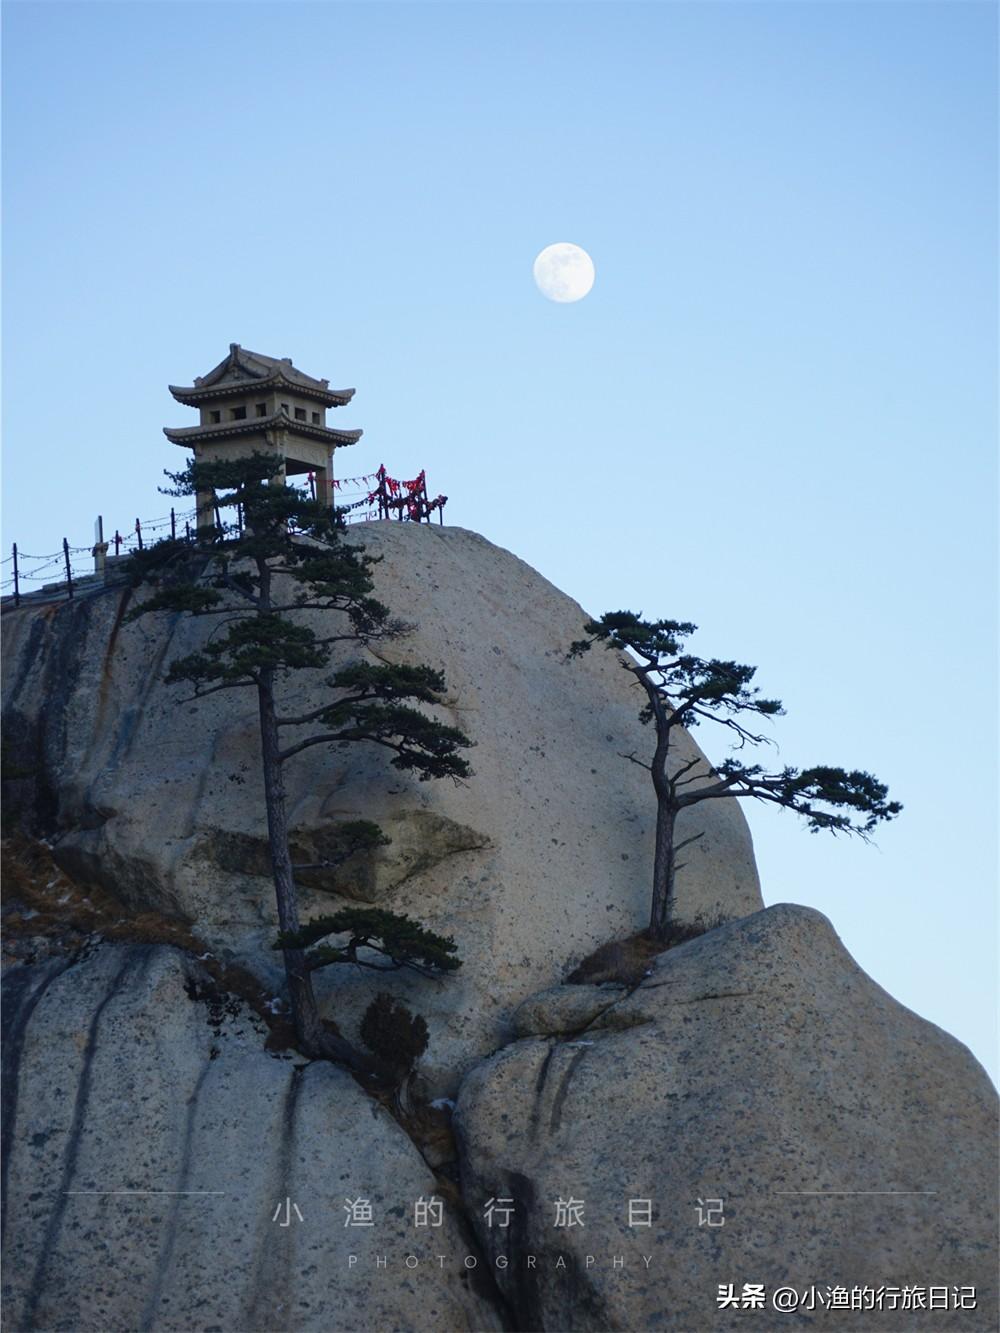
left=256, top=402, right=267, bottom=417
left=209, top=410, right=221, bottom=424
left=281, top=402, right=290, bottom=414
left=294, top=407, right=306, bottom=421
left=311, top=411, right=320, bottom=424
left=231, top=406, right=247, bottom=421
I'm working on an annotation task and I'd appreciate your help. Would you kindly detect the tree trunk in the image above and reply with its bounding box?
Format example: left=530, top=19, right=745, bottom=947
left=648, top=798, right=676, bottom=942
left=647, top=709, right=677, bottom=943
left=257, top=670, right=317, bottom=1041
left=257, top=667, right=371, bottom=1073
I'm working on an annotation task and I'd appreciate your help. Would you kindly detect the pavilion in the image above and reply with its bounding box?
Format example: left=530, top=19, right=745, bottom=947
left=164, top=344, right=362, bottom=530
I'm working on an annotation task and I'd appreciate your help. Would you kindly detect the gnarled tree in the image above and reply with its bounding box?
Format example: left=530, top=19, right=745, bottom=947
left=126, top=453, right=471, bottom=1070
left=570, top=612, right=901, bottom=942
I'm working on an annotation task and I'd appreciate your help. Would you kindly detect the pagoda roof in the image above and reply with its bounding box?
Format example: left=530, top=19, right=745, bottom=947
left=163, top=409, right=363, bottom=449
left=169, top=344, right=355, bottom=408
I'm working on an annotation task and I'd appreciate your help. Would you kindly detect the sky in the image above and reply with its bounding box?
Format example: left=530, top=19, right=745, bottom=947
left=2, top=1, right=996, bottom=1082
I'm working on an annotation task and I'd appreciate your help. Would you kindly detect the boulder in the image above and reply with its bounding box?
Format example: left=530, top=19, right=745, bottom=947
left=0, top=942, right=503, bottom=1332
left=1, top=523, right=761, bottom=1088
left=455, top=904, right=999, bottom=1331
left=511, top=983, right=627, bottom=1038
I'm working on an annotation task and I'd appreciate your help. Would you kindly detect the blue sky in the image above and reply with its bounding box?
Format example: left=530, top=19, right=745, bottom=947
left=3, top=1, right=996, bottom=1082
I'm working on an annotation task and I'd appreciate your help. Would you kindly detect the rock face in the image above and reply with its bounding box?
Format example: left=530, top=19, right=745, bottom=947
left=3, top=523, right=996, bottom=1333
left=1, top=942, right=504, bottom=1333
left=455, top=904, right=999, bottom=1332
left=1, top=522, right=761, bottom=1088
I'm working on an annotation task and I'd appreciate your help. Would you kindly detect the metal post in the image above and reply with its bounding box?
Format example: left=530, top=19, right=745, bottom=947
left=170, top=508, right=176, bottom=540
left=214, top=502, right=222, bottom=534
left=135, top=519, right=143, bottom=551
left=185, top=522, right=191, bottom=542
left=63, top=538, right=73, bottom=599
left=12, top=543, right=20, bottom=607
left=114, top=531, right=122, bottom=557
left=92, top=515, right=108, bottom=579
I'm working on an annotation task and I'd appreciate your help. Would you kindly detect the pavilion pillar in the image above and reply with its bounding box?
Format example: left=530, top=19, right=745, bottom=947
left=196, top=487, right=215, bottom=534
left=314, top=456, right=333, bottom=508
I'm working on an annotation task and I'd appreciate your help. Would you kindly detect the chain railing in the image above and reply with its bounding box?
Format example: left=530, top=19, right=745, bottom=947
left=327, top=465, right=447, bottom=525
left=2, top=508, right=197, bottom=607
left=3, top=466, right=447, bottom=608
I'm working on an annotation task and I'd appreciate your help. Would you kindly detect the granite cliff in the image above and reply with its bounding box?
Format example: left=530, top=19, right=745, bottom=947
left=2, top=523, right=996, bottom=1331
left=2, top=522, right=761, bottom=1089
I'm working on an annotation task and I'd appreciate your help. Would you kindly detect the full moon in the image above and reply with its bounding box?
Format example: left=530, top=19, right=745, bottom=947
left=533, top=242, right=595, bottom=303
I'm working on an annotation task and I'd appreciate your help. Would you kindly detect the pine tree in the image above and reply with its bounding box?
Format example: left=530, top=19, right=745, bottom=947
left=126, top=453, right=471, bottom=1069
left=570, top=612, right=901, bottom=941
